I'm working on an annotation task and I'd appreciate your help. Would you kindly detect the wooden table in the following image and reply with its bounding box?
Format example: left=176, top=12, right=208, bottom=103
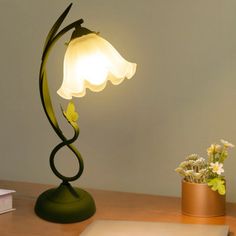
left=0, top=180, right=235, bottom=236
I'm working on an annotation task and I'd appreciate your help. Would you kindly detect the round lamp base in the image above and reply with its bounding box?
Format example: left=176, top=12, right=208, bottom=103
left=34, top=182, right=96, bottom=223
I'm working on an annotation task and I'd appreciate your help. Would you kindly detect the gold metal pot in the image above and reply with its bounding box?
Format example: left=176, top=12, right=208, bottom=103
left=181, top=180, right=225, bottom=217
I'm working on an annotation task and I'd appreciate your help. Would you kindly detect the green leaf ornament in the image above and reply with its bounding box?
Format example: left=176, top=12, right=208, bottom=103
left=207, top=178, right=226, bottom=195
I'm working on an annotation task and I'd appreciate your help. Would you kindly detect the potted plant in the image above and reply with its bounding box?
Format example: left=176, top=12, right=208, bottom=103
left=175, top=139, right=234, bottom=217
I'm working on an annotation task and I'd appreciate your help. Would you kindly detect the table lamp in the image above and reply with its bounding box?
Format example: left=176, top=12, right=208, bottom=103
left=34, top=3, right=136, bottom=223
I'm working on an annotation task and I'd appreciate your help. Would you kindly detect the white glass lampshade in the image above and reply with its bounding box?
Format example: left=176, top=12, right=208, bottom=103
left=57, top=33, right=137, bottom=99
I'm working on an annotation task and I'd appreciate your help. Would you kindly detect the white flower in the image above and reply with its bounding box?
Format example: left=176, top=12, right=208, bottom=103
left=209, top=162, right=224, bottom=175
left=215, top=144, right=222, bottom=153
left=207, top=144, right=216, bottom=155
left=195, top=157, right=206, bottom=164
left=185, top=170, right=194, bottom=176
left=221, top=139, right=234, bottom=148
left=198, top=157, right=205, bottom=162
left=193, top=173, right=202, bottom=179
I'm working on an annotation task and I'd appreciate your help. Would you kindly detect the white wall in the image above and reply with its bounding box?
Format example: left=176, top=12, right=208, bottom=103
left=0, top=0, right=236, bottom=202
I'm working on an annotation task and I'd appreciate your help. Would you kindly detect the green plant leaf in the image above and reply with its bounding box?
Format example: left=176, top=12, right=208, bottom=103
left=218, top=184, right=226, bottom=195
left=63, top=101, right=79, bottom=125
left=207, top=178, right=226, bottom=195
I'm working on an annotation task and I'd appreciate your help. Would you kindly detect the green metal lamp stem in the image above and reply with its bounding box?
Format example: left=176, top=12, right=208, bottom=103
left=49, top=123, right=81, bottom=182
left=39, top=3, right=84, bottom=182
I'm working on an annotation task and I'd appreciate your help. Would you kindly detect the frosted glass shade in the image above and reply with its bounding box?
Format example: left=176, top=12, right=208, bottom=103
left=57, top=33, right=137, bottom=99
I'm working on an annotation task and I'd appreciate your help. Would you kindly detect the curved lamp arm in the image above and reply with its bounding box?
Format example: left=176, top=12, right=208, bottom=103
left=39, top=3, right=84, bottom=182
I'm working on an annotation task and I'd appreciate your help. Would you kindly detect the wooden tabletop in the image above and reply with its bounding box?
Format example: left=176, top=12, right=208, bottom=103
left=0, top=180, right=235, bottom=236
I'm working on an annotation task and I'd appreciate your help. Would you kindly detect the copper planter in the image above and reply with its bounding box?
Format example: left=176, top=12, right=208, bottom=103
left=181, top=180, right=225, bottom=217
